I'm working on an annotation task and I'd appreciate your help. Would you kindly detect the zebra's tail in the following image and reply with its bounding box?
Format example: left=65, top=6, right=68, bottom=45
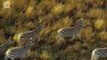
left=56, top=35, right=59, bottom=40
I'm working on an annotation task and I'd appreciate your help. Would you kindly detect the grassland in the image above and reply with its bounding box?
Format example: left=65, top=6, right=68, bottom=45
left=0, top=0, right=107, bottom=60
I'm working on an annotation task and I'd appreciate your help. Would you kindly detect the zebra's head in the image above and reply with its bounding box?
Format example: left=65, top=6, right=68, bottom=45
left=34, top=22, right=44, bottom=33
left=6, top=36, right=15, bottom=45
left=74, top=18, right=85, bottom=29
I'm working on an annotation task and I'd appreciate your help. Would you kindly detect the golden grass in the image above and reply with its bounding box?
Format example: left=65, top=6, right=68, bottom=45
left=94, top=19, right=106, bottom=30
left=0, top=0, right=106, bottom=60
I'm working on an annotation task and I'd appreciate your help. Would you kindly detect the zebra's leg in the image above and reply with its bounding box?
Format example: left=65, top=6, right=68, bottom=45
left=21, top=55, right=26, bottom=60
left=38, top=37, right=41, bottom=42
left=11, top=58, right=15, bottom=60
left=94, top=57, right=99, bottom=60
left=56, top=35, right=59, bottom=40
left=21, top=58, right=24, bottom=60
left=91, top=56, right=98, bottom=60
left=4, top=56, right=8, bottom=60
left=56, top=35, right=63, bottom=41
left=91, top=55, right=94, bottom=60
left=70, top=35, right=75, bottom=41
left=91, top=55, right=99, bottom=60
left=77, top=35, right=84, bottom=44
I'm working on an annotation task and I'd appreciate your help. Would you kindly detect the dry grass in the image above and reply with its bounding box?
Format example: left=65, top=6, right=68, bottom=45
left=0, top=0, right=107, bottom=60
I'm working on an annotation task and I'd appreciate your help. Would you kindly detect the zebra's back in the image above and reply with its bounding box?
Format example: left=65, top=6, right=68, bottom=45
left=94, top=48, right=107, bottom=57
left=6, top=46, right=28, bottom=58
left=20, top=31, right=35, bottom=41
left=58, top=27, right=75, bottom=37
left=19, top=30, right=39, bottom=45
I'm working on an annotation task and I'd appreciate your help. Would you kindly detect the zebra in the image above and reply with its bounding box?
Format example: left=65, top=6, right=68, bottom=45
left=91, top=48, right=107, bottom=60
left=19, top=22, right=43, bottom=45
left=56, top=19, right=84, bottom=42
left=4, top=42, right=33, bottom=60
left=0, top=36, right=15, bottom=56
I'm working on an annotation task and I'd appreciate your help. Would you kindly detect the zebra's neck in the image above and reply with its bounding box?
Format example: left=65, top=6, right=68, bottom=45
left=33, top=28, right=42, bottom=34
left=33, top=23, right=43, bottom=34
left=23, top=44, right=31, bottom=50
left=73, top=20, right=83, bottom=32
left=74, top=23, right=83, bottom=29
left=74, top=25, right=82, bottom=31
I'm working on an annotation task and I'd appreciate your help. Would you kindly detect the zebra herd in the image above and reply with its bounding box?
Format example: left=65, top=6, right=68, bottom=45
left=0, top=19, right=107, bottom=60
left=0, top=22, right=43, bottom=60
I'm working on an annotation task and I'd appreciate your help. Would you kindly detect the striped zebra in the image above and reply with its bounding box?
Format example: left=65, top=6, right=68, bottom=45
left=4, top=42, right=33, bottom=60
left=0, top=37, right=15, bottom=56
left=56, top=19, right=84, bottom=42
left=19, top=22, right=43, bottom=45
left=91, top=48, right=107, bottom=60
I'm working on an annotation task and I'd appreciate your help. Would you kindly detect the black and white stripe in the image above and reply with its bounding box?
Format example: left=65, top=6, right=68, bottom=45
left=0, top=37, right=15, bottom=56
left=56, top=19, right=84, bottom=41
left=0, top=44, right=9, bottom=56
left=91, top=48, right=107, bottom=60
left=4, top=42, right=32, bottom=60
left=19, top=23, right=43, bottom=45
